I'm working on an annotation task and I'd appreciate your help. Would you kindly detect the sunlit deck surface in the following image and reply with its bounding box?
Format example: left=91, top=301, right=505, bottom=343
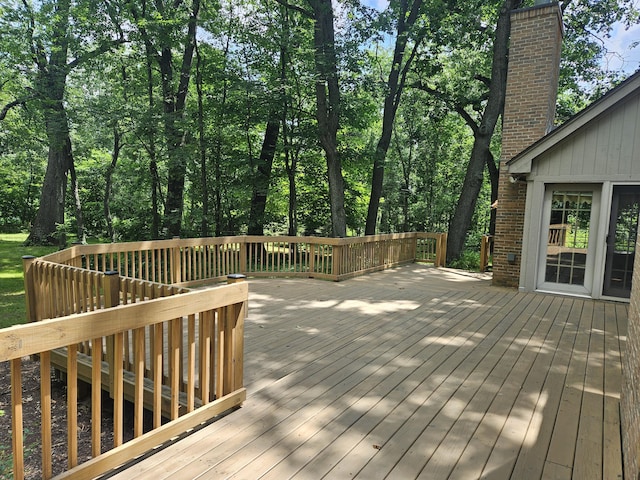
left=111, top=264, right=627, bottom=480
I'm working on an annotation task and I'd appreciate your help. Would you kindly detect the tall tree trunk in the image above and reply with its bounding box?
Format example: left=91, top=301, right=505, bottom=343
left=24, top=0, right=123, bottom=245
left=309, top=0, right=346, bottom=237
left=27, top=111, right=72, bottom=246
left=283, top=108, right=299, bottom=237
left=287, top=164, right=298, bottom=236
left=69, top=160, right=85, bottom=244
left=212, top=15, right=233, bottom=237
left=141, top=41, right=161, bottom=239
left=132, top=0, right=201, bottom=238
left=248, top=116, right=280, bottom=236
left=161, top=0, right=200, bottom=237
left=25, top=0, right=72, bottom=246
left=248, top=30, right=289, bottom=237
left=365, top=0, right=424, bottom=235
left=486, top=151, right=499, bottom=235
left=104, top=127, right=122, bottom=242
left=195, top=44, right=209, bottom=237
left=446, top=0, right=520, bottom=263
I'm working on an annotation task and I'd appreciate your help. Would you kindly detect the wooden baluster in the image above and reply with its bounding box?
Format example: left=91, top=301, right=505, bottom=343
left=11, top=358, right=24, bottom=480
left=67, top=344, right=78, bottom=468
left=187, top=314, right=196, bottom=413
left=113, top=332, right=124, bottom=447
left=170, top=318, right=181, bottom=420
left=92, top=336, right=102, bottom=457
left=134, top=327, right=145, bottom=437
left=153, top=321, right=163, bottom=429
left=104, top=271, right=120, bottom=403
left=40, top=351, right=52, bottom=478
left=21, top=256, right=37, bottom=323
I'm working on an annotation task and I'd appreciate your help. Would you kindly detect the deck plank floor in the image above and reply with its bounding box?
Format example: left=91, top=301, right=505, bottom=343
left=108, top=264, right=627, bottom=480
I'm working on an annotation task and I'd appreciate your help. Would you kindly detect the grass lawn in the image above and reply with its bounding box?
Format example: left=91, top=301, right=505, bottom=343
left=0, top=233, right=57, bottom=329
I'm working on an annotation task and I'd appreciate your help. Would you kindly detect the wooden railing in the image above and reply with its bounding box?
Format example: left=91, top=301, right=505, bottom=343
left=548, top=224, right=569, bottom=246
left=36, top=233, right=448, bottom=286
left=22, top=256, right=189, bottom=323
left=8, top=232, right=446, bottom=479
left=2, top=280, right=247, bottom=480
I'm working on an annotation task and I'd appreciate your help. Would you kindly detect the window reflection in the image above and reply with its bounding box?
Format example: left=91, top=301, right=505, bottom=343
left=545, top=191, right=592, bottom=285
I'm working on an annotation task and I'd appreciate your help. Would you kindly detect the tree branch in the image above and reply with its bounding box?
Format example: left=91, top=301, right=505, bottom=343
left=412, top=82, right=480, bottom=134
left=474, top=75, right=491, bottom=88
left=67, top=37, right=126, bottom=70
left=0, top=94, right=35, bottom=121
left=22, top=0, right=48, bottom=70
left=272, top=0, right=313, bottom=19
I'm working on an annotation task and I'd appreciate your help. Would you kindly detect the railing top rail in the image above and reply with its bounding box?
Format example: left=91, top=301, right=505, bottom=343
left=38, top=232, right=447, bottom=264
left=38, top=247, right=80, bottom=265
left=32, top=258, right=107, bottom=277
left=415, top=232, right=445, bottom=239
left=0, top=282, right=248, bottom=362
left=119, top=275, right=190, bottom=293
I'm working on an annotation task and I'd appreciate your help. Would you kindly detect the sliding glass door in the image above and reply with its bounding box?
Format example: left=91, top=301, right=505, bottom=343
left=603, top=186, right=640, bottom=298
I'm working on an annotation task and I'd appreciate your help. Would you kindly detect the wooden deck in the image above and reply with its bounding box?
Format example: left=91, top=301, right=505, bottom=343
left=108, top=264, right=627, bottom=480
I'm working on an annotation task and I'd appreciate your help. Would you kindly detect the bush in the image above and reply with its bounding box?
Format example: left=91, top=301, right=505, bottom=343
left=448, top=250, right=481, bottom=272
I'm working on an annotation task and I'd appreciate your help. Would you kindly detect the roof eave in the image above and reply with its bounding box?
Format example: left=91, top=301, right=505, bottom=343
left=507, top=70, right=640, bottom=175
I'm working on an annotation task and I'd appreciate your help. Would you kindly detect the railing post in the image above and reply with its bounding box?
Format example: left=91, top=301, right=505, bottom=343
left=332, top=243, right=342, bottom=280
left=226, top=274, right=246, bottom=394
left=22, top=256, right=37, bottom=323
left=437, top=233, right=448, bottom=267
left=104, top=271, right=120, bottom=399
left=309, top=243, right=316, bottom=276
left=239, top=239, right=247, bottom=274
left=480, top=235, right=493, bottom=272
left=71, top=241, right=83, bottom=267
left=410, top=233, right=418, bottom=263
left=171, top=237, right=182, bottom=284
left=227, top=273, right=247, bottom=285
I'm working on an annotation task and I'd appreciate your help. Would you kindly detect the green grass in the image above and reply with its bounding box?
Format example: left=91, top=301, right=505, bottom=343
left=0, top=233, right=57, bottom=329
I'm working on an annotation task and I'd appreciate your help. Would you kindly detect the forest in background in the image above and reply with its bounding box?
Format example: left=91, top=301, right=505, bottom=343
left=0, top=0, right=638, bottom=261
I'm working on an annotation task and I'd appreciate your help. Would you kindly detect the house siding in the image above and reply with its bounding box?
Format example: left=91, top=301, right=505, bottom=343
left=530, top=91, right=640, bottom=180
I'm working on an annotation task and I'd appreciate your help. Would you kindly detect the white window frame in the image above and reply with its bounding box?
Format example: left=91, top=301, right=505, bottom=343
left=536, top=184, right=601, bottom=297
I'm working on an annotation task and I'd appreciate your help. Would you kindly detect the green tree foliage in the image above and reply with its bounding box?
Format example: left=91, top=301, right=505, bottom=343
left=0, top=0, right=637, bottom=251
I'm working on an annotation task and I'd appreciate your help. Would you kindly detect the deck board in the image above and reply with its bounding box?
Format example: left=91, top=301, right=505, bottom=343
left=107, top=265, right=627, bottom=480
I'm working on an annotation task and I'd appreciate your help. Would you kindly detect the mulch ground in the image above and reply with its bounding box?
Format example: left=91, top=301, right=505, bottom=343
left=0, top=357, right=126, bottom=479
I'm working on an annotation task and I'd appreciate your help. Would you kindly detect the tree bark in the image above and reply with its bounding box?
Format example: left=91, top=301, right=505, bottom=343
left=131, top=0, right=201, bottom=238
left=27, top=109, right=72, bottom=246
left=69, top=159, right=85, bottom=244
left=143, top=44, right=161, bottom=240
left=446, top=0, right=521, bottom=262
left=486, top=151, right=499, bottom=235
left=248, top=116, right=280, bottom=236
left=195, top=44, right=209, bottom=237
left=161, top=0, right=200, bottom=238
left=309, top=0, right=346, bottom=237
left=26, top=0, right=73, bottom=246
left=365, top=0, right=424, bottom=235
left=104, top=127, right=122, bottom=243
left=23, top=0, right=123, bottom=245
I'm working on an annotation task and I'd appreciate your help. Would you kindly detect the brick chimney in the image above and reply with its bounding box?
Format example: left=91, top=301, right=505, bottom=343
left=492, top=1, right=563, bottom=287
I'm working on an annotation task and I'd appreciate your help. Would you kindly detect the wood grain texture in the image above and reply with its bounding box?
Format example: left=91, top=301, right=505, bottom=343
left=104, top=265, right=627, bottom=480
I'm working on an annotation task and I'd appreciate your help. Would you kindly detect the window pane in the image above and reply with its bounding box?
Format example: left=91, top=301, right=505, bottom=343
left=545, top=191, right=592, bottom=286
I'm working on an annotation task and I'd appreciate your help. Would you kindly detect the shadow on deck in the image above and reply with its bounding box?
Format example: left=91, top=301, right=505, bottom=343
left=108, top=264, right=626, bottom=480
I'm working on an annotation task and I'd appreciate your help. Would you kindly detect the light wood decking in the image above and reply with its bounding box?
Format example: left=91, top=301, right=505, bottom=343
left=108, top=264, right=627, bottom=480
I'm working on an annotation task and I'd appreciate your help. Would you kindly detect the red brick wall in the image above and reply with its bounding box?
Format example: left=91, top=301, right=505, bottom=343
left=623, top=229, right=640, bottom=480
left=493, top=3, right=563, bottom=287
